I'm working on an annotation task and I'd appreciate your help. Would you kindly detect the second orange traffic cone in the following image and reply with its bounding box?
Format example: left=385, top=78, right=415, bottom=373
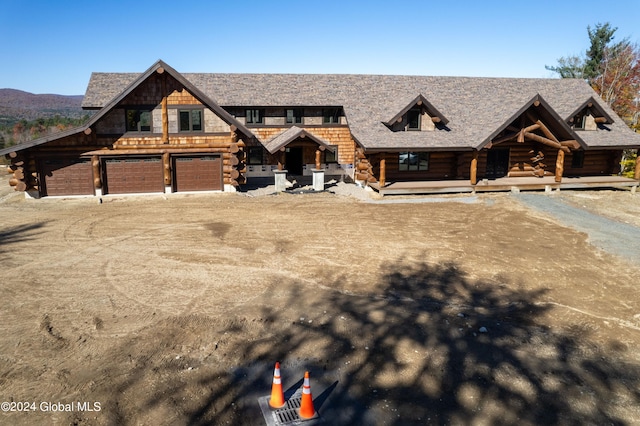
left=299, top=371, right=315, bottom=419
left=269, top=362, right=286, bottom=408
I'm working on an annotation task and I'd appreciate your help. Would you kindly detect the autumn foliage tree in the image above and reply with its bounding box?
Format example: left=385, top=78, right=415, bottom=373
left=547, top=23, right=640, bottom=177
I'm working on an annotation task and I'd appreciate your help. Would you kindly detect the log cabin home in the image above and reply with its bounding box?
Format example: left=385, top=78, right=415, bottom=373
left=2, top=59, right=639, bottom=198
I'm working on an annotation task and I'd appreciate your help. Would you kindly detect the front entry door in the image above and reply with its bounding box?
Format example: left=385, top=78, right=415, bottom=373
left=285, top=147, right=304, bottom=175
left=485, top=148, right=510, bottom=179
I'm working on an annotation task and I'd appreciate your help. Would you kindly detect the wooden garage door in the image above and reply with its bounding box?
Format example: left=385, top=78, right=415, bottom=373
left=40, top=157, right=94, bottom=196
left=104, top=157, right=163, bottom=194
left=173, top=155, right=223, bottom=192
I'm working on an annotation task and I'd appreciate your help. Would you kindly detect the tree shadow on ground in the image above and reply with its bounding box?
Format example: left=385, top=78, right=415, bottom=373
left=100, top=257, right=640, bottom=425
left=0, top=222, right=46, bottom=255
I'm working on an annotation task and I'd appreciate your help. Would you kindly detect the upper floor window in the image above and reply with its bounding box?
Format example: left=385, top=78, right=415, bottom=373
left=179, top=110, right=203, bottom=132
left=399, top=152, right=429, bottom=171
left=126, top=108, right=152, bottom=132
left=246, top=109, right=264, bottom=124
left=407, top=108, right=421, bottom=130
left=286, top=108, right=303, bottom=124
left=247, top=146, right=264, bottom=165
left=323, top=108, right=341, bottom=124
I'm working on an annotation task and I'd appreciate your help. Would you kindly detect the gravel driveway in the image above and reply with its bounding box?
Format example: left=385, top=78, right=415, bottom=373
left=515, top=193, right=640, bottom=264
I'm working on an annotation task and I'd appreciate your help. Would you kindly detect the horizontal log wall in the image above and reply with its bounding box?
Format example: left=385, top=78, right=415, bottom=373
left=380, top=152, right=460, bottom=180
left=563, top=149, right=622, bottom=176
left=504, top=142, right=554, bottom=177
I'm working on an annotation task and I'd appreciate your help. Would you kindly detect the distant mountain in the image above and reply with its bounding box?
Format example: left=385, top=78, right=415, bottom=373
left=0, top=89, right=86, bottom=126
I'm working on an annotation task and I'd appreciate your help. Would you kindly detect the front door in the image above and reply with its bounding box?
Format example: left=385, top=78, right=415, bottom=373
left=285, top=147, right=304, bottom=175
left=485, top=148, right=510, bottom=179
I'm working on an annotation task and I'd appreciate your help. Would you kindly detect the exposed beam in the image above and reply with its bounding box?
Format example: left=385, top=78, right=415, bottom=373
left=524, top=132, right=569, bottom=152
left=536, top=120, right=559, bottom=143
left=560, top=140, right=581, bottom=150
left=492, top=132, right=518, bottom=145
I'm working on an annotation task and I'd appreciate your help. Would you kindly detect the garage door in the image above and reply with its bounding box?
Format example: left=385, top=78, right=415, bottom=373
left=173, top=155, right=223, bottom=192
left=104, top=157, right=163, bottom=194
left=40, top=157, right=94, bottom=196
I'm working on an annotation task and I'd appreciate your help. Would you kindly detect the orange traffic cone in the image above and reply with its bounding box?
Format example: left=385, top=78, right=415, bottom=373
left=299, top=371, right=315, bottom=419
left=269, top=362, right=286, bottom=409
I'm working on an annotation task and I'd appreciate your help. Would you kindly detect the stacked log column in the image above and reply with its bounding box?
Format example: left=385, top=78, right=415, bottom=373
left=225, top=132, right=246, bottom=187
left=354, top=147, right=377, bottom=184
left=6, top=152, right=37, bottom=193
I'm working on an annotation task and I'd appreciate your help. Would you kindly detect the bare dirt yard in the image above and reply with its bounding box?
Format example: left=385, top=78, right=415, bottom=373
left=1, top=170, right=640, bottom=425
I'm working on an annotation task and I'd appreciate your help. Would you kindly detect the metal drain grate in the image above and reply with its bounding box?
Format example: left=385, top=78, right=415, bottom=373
left=274, top=396, right=302, bottom=424
left=258, top=391, right=320, bottom=426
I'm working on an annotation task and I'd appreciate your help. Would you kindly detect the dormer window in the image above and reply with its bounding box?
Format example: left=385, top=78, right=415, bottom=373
left=572, top=112, right=597, bottom=131
left=573, top=113, right=586, bottom=130
left=407, top=108, right=421, bottom=130
left=384, top=94, right=448, bottom=133
left=568, top=98, right=613, bottom=131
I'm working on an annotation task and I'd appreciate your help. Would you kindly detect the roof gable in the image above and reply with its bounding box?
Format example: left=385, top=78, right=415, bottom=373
left=85, top=60, right=253, bottom=140
left=567, top=96, right=615, bottom=125
left=383, top=94, right=449, bottom=127
left=263, top=126, right=336, bottom=154
left=0, top=61, right=257, bottom=157
left=482, top=94, right=586, bottom=151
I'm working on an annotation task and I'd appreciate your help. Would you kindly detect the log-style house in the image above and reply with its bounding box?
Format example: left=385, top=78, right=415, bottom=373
left=2, top=60, right=639, bottom=198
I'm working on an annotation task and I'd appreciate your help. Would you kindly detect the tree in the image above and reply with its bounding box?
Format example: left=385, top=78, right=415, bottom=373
left=591, top=40, right=640, bottom=123
left=547, top=22, right=640, bottom=177
left=584, top=23, right=618, bottom=80
left=545, top=55, right=586, bottom=79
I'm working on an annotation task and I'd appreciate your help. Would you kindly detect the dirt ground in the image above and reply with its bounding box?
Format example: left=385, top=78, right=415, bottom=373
left=1, top=170, right=640, bottom=425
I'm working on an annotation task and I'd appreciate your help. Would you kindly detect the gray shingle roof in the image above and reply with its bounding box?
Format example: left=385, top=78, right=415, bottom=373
left=82, top=69, right=640, bottom=151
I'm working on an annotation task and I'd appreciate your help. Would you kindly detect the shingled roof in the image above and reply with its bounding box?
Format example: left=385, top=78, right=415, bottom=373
left=82, top=65, right=640, bottom=151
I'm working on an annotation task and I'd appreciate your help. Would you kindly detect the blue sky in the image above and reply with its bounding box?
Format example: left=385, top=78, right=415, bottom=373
left=1, top=0, right=639, bottom=95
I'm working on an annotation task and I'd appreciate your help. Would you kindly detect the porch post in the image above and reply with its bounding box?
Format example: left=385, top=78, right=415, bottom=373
left=470, top=150, right=478, bottom=185
left=312, top=149, right=325, bottom=191
left=163, top=152, right=172, bottom=193
left=379, top=157, right=386, bottom=187
left=555, top=149, right=565, bottom=183
left=160, top=72, right=169, bottom=143
left=278, top=150, right=285, bottom=171
left=635, top=149, right=640, bottom=180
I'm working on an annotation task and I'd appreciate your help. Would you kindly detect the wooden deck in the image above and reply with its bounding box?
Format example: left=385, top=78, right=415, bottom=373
left=369, top=176, right=639, bottom=196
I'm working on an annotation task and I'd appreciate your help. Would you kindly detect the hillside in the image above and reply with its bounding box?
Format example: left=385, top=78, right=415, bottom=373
left=0, top=88, right=85, bottom=126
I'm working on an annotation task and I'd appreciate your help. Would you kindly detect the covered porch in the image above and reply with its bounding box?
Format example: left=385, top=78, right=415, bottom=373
left=369, top=175, right=639, bottom=196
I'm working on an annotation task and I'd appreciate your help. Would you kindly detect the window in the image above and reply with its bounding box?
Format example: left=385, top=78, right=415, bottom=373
left=126, top=108, right=152, bottom=132
left=286, top=108, right=303, bottom=124
left=407, top=108, right=421, bottom=130
left=398, top=152, right=429, bottom=171
left=324, top=146, right=338, bottom=163
left=323, top=108, right=341, bottom=124
left=573, top=113, right=586, bottom=130
left=247, top=147, right=264, bottom=165
left=571, top=150, right=584, bottom=168
left=246, top=109, right=264, bottom=124
left=179, top=110, right=203, bottom=132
